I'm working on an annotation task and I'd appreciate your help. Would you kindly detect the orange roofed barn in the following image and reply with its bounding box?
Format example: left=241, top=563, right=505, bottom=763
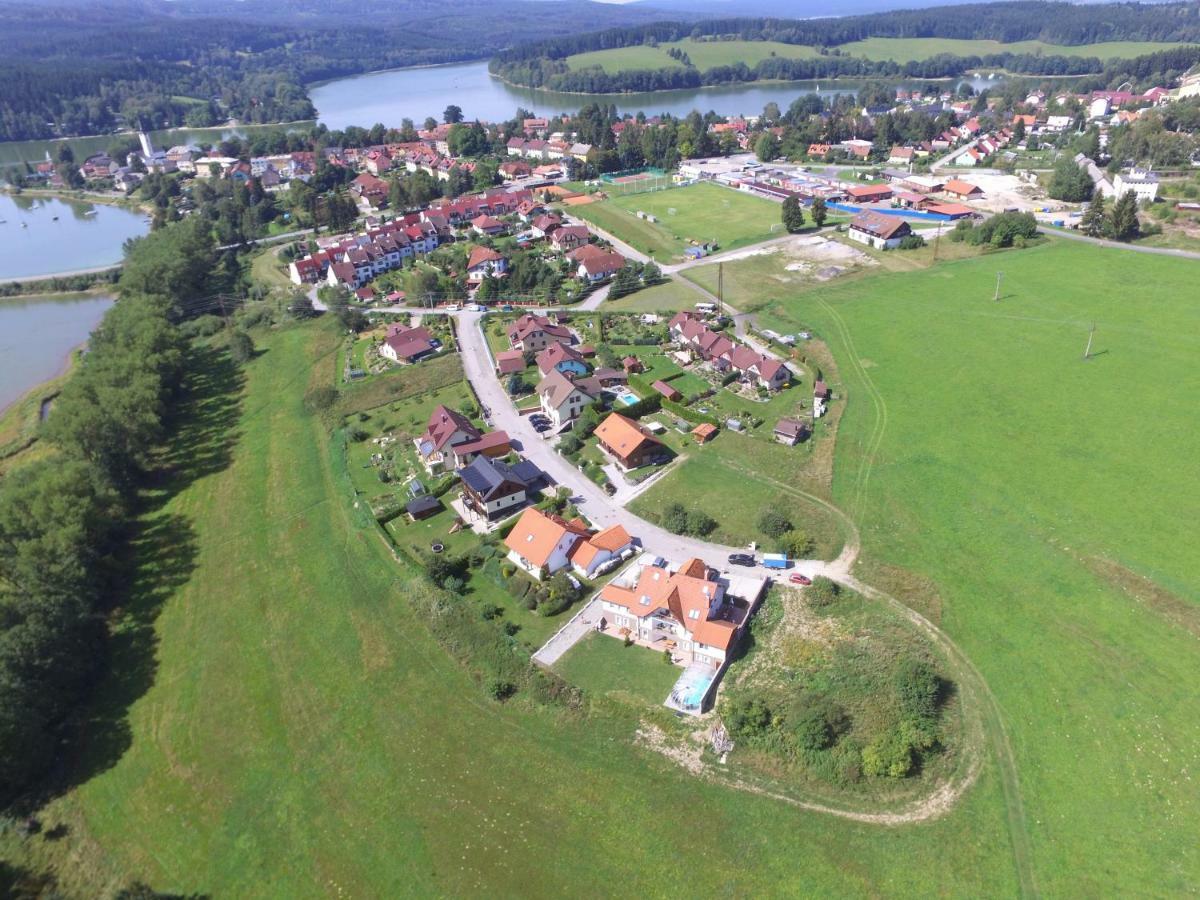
left=594, top=413, right=669, bottom=470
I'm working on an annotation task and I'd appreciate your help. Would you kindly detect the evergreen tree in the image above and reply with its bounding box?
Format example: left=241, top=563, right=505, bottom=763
left=811, top=197, right=828, bottom=228
left=1079, top=195, right=1108, bottom=238
left=1109, top=190, right=1141, bottom=242
left=782, top=196, right=806, bottom=234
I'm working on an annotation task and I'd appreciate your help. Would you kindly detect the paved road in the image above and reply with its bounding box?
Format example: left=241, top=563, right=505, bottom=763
left=1036, top=224, right=1200, bottom=261
left=456, top=310, right=765, bottom=565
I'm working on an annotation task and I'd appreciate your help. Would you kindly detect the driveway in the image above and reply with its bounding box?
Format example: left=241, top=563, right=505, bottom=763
left=531, top=597, right=603, bottom=667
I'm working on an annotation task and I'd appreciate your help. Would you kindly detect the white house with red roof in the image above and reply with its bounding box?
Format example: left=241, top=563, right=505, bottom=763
left=599, top=557, right=735, bottom=668
left=466, top=246, right=507, bottom=284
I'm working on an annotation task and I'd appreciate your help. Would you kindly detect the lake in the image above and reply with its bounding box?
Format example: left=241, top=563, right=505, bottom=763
left=310, top=60, right=994, bottom=130
left=0, top=193, right=148, bottom=281
left=0, top=294, right=114, bottom=413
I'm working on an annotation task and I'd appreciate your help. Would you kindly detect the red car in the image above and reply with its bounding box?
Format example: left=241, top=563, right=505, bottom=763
left=789, top=573, right=812, bottom=586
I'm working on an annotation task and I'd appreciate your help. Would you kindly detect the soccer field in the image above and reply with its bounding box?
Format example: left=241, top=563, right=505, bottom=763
left=570, top=182, right=781, bottom=261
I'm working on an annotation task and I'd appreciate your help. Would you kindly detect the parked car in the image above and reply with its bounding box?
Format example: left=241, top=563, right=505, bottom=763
left=727, top=553, right=755, bottom=567
left=789, top=573, right=812, bottom=586
left=445, top=303, right=461, bottom=312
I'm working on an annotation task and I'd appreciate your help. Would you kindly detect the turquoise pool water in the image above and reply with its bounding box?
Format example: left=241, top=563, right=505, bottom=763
left=668, top=665, right=717, bottom=712
left=617, top=391, right=640, bottom=407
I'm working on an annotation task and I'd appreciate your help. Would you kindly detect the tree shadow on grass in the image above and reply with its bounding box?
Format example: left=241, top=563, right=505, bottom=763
left=144, top=344, right=245, bottom=506
left=19, top=344, right=244, bottom=816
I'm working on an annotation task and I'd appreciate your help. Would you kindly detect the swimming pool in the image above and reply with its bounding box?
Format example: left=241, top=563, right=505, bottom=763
left=667, top=664, right=718, bottom=713
left=617, top=390, right=640, bottom=407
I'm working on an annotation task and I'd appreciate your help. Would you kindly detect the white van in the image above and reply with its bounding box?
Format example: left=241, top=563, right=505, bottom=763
left=694, top=302, right=717, bottom=314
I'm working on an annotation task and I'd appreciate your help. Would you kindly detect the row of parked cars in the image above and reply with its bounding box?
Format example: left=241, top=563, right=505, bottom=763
left=726, top=552, right=811, bottom=584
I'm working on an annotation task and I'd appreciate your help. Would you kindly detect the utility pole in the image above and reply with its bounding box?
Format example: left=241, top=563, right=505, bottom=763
left=993, top=270, right=1003, bottom=302
left=1083, top=322, right=1095, bottom=360
left=933, top=221, right=942, bottom=262
left=717, top=262, right=724, bottom=317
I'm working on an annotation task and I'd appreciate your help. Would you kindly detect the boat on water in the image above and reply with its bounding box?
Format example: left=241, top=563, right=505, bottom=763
left=52, top=215, right=59, bottom=221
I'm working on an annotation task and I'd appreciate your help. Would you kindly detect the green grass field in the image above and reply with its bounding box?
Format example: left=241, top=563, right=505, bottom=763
left=553, top=632, right=680, bottom=707
left=570, top=183, right=781, bottom=261
left=567, top=39, right=819, bottom=74
left=1, top=317, right=1023, bottom=896
left=756, top=237, right=1200, bottom=895
left=837, top=36, right=1197, bottom=63
left=562, top=36, right=1192, bottom=78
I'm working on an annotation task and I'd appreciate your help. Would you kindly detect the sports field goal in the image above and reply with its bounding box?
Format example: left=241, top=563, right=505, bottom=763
left=599, top=167, right=672, bottom=196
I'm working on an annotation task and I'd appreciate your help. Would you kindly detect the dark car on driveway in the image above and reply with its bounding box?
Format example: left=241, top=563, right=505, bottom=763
left=727, top=553, right=755, bottom=567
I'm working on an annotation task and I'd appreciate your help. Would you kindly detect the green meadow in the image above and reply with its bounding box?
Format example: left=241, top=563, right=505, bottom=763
left=562, top=36, right=1191, bottom=78
left=756, top=237, right=1200, bottom=895
left=567, top=39, right=820, bottom=74
left=836, top=36, right=1197, bottom=64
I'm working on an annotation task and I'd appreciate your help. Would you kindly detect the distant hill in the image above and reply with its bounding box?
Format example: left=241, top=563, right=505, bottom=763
left=0, top=0, right=688, bottom=142
left=490, top=1, right=1200, bottom=93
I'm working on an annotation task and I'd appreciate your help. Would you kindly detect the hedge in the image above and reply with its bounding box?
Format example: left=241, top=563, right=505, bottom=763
left=660, top=398, right=721, bottom=427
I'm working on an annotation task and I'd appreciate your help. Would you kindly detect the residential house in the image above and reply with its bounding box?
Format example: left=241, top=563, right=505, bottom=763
left=847, top=212, right=912, bottom=250
left=504, top=508, right=591, bottom=580
left=507, top=313, right=571, bottom=352
left=414, top=405, right=489, bottom=472
left=447, top=430, right=512, bottom=470
left=598, top=557, right=738, bottom=669
left=887, top=146, right=915, bottom=165
left=774, top=418, right=810, bottom=445
left=577, top=251, right=626, bottom=284
left=529, top=214, right=563, bottom=239
left=471, top=214, right=507, bottom=236
left=458, top=456, right=538, bottom=522
left=381, top=325, right=438, bottom=364
left=569, top=524, right=634, bottom=578
left=551, top=225, right=591, bottom=253
left=535, top=343, right=589, bottom=378
left=466, top=246, right=507, bottom=284
left=499, top=160, right=532, bottom=181
left=595, top=413, right=669, bottom=470
left=536, top=369, right=598, bottom=429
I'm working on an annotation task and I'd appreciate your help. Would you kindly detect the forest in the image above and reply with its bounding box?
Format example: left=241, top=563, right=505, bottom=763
left=490, top=2, right=1200, bottom=92
left=0, top=0, right=665, bottom=142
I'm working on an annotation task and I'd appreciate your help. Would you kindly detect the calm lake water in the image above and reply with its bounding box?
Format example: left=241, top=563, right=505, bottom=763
left=0, top=193, right=148, bottom=281
left=310, top=60, right=995, bottom=130
left=0, top=294, right=114, bottom=412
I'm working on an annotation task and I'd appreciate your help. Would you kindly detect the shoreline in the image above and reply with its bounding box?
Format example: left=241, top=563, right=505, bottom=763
left=0, top=284, right=117, bottom=303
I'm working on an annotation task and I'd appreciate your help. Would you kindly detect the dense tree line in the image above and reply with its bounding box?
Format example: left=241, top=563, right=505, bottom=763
left=0, top=217, right=230, bottom=799
left=0, top=0, right=665, bottom=141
